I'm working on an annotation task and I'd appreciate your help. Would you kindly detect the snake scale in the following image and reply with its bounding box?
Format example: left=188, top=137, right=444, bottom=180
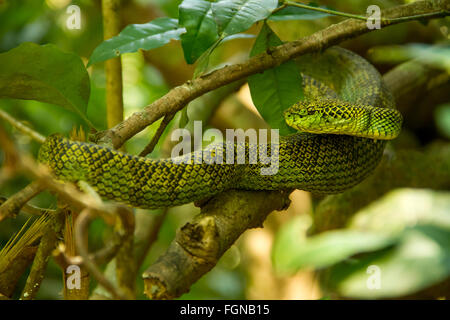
left=38, top=47, right=402, bottom=209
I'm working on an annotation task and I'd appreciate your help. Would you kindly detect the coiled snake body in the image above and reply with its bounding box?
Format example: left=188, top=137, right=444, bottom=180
left=38, top=47, right=402, bottom=209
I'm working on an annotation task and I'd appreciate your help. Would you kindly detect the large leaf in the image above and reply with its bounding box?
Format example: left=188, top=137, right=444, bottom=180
left=0, top=42, right=90, bottom=120
left=88, top=18, right=186, bottom=66
left=269, top=3, right=332, bottom=21
left=272, top=215, right=396, bottom=274
left=193, top=33, right=255, bottom=77
left=211, top=0, right=278, bottom=36
left=179, top=0, right=219, bottom=64
left=247, top=23, right=302, bottom=135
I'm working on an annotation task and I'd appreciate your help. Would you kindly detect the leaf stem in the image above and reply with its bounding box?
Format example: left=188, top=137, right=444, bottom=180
left=284, top=1, right=368, bottom=21
left=381, top=11, right=450, bottom=24
left=283, top=1, right=450, bottom=24
left=271, top=2, right=288, bottom=15
left=139, top=113, right=175, bottom=157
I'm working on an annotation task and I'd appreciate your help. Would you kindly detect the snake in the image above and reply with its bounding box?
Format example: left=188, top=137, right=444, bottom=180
left=37, top=47, right=402, bottom=209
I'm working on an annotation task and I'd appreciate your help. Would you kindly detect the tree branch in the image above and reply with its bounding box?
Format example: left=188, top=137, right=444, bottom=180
left=0, top=109, right=46, bottom=144
left=0, top=182, right=44, bottom=222
left=143, top=189, right=291, bottom=299
left=139, top=113, right=175, bottom=157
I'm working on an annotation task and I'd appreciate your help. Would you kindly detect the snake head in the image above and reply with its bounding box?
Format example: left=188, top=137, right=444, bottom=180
left=284, top=100, right=360, bottom=135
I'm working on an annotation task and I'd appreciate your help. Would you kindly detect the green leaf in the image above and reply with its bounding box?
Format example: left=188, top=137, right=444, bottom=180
left=88, top=18, right=186, bottom=66
left=247, top=23, right=302, bottom=135
left=192, top=34, right=255, bottom=77
left=269, top=3, right=332, bottom=21
left=211, top=0, right=278, bottom=36
left=179, top=0, right=220, bottom=64
left=179, top=107, right=189, bottom=128
left=272, top=216, right=396, bottom=274
left=192, top=39, right=220, bottom=78
left=0, top=42, right=90, bottom=121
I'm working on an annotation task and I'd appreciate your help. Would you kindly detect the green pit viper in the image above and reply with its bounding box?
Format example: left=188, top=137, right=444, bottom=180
left=38, top=47, right=402, bottom=209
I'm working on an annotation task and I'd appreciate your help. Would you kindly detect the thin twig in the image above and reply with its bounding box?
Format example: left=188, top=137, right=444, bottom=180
left=285, top=0, right=450, bottom=23
left=0, top=109, right=45, bottom=144
left=0, top=182, right=45, bottom=222
left=271, top=2, right=288, bottom=15
left=139, top=113, right=175, bottom=157
left=0, top=196, right=55, bottom=216
left=285, top=1, right=369, bottom=21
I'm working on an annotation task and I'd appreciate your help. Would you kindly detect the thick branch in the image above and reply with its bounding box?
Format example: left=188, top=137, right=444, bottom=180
left=0, top=246, right=37, bottom=298
left=143, top=189, right=291, bottom=299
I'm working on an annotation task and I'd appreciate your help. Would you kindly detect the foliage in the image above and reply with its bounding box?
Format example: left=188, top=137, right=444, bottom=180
left=0, top=42, right=92, bottom=126
left=87, top=0, right=336, bottom=131
left=247, top=22, right=302, bottom=136
left=88, top=18, right=186, bottom=66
